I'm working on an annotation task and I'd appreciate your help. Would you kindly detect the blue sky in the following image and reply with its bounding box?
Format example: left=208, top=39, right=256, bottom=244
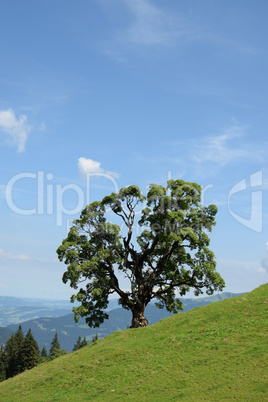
left=0, top=0, right=267, bottom=300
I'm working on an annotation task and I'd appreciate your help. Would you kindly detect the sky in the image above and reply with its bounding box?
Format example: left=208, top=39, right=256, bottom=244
left=0, top=0, right=267, bottom=300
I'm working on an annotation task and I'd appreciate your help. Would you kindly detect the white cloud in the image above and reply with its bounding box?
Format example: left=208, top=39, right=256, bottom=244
left=0, top=248, right=30, bottom=261
left=192, top=125, right=263, bottom=166
left=257, top=267, right=266, bottom=274
left=78, top=157, right=119, bottom=179
left=118, top=0, right=193, bottom=47
left=0, top=249, right=56, bottom=263
left=0, top=109, right=32, bottom=153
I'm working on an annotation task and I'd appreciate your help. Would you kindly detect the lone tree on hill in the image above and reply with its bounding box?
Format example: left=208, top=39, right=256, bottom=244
left=57, top=180, right=225, bottom=328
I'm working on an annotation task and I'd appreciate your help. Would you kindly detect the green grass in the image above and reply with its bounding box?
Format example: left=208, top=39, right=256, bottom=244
left=0, top=284, right=267, bottom=401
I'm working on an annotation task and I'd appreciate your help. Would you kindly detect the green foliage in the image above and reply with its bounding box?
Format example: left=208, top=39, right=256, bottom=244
left=0, top=284, right=266, bottom=400
left=57, top=180, right=225, bottom=328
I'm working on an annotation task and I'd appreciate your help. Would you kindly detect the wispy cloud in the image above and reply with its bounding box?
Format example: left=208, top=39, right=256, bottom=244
left=0, top=109, right=32, bottom=153
left=0, top=248, right=30, bottom=261
left=115, top=0, right=195, bottom=47
left=192, top=125, right=263, bottom=166
left=0, top=248, right=59, bottom=264
left=78, top=157, right=119, bottom=179
left=121, top=0, right=179, bottom=46
left=102, top=0, right=255, bottom=55
left=132, top=123, right=267, bottom=185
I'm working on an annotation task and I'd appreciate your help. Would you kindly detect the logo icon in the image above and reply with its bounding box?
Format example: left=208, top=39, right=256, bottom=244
left=228, top=170, right=263, bottom=232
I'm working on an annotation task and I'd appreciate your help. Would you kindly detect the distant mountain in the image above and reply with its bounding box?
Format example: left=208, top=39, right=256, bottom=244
left=0, top=296, right=74, bottom=309
left=0, top=327, right=13, bottom=346
left=0, top=296, right=121, bottom=327
left=0, top=307, right=76, bottom=327
left=5, top=292, right=244, bottom=353
left=0, top=296, right=74, bottom=327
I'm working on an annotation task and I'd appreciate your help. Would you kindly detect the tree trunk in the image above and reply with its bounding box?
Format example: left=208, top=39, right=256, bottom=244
left=130, top=308, right=148, bottom=328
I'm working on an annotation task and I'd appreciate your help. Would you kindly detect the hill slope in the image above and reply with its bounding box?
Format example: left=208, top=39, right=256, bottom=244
left=3, top=292, right=242, bottom=352
left=0, top=284, right=266, bottom=401
left=0, top=292, right=243, bottom=327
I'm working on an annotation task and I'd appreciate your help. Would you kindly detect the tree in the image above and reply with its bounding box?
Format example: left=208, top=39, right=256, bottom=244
left=0, top=346, right=6, bottom=382
left=4, top=333, right=18, bottom=379
left=13, top=325, right=25, bottom=375
left=57, top=180, right=225, bottom=329
left=72, top=335, right=82, bottom=351
left=72, top=335, right=87, bottom=351
left=21, top=329, right=40, bottom=370
left=91, top=334, right=98, bottom=343
left=81, top=336, right=88, bottom=348
left=49, top=333, right=66, bottom=359
left=40, top=346, right=48, bottom=361
left=49, top=333, right=61, bottom=359
left=0, top=328, right=40, bottom=379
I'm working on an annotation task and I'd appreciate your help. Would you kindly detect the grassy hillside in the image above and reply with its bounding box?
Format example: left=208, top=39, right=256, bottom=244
left=0, top=284, right=267, bottom=401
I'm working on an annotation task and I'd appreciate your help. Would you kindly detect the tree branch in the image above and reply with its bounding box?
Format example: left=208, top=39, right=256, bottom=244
left=105, top=262, right=131, bottom=307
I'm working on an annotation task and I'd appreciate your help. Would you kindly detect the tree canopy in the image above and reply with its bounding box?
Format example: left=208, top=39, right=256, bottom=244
left=57, top=179, right=225, bottom=328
